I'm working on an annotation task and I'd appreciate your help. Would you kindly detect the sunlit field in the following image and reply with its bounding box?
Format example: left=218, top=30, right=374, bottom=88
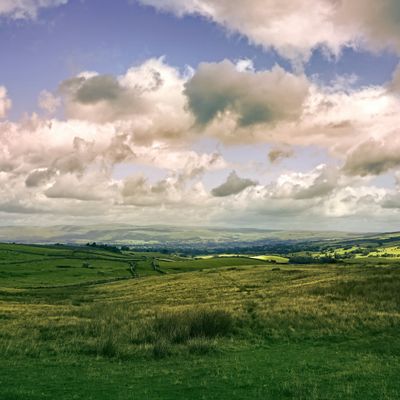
left=0, top=243, right=399, bottom=399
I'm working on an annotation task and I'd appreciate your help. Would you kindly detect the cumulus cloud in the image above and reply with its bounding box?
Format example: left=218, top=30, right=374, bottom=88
left=25, top=168, right=56, bottom=188
left=130, top=145, right=226, bottom=178
left=0, top=113, right=226, bottom=182
left=60, top=74, right=139, bottom=119
left=44, top=172, right=115, bottom=201
left=201, top=77, right=400, bottom=152
left=185, top=60, right=309, bottom=127
left=270, top=165, right=339, bottom=200
left=121, top=175, right=177, bottom=207
left=0, top=0, right=68, bottom=20
left=0, top=86, right=11, bottom=118
left=322, top=186, right=387, bottom=218
left=381, top=172, right=400, bottom=209
left=0, top=86, right=228, bottom=210
left=211, top=171, right=257, bottom=197
left=381, top=194, right=400, bottom=209
left=38, top=90, right=61, bottom=114
left=343, top=139, right=400, bottom=176
left=208, top=164, right=394, bottom=230
left=138, top=0, right=400, bottom=62
left=52, top=58, right=400, bottom=158
left=121, top=174, right=208, bottom=207
left=60, top=58, right=193, bottom=143
left=1, top=56, right=400, bottom=229
left=268, top=147, right=294, bottom=164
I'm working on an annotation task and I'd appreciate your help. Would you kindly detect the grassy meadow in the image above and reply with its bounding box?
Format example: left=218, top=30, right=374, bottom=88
left=0, top=243, right=399, bottom=399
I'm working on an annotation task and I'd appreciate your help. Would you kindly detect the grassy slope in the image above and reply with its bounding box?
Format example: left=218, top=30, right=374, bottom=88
left=158, top=256, right=267, bottom=272
left=0, top=242, right=399, bottom=399
left=250, top=255, right=289, bottom=263
left=0, top=224, right=361, bottom=244
left=0, top=244, right=172, bottom=287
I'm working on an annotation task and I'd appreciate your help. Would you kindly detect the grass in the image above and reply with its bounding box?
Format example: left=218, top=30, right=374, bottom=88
left=249, top=255, right=289, bottom=263
left=0, top=243, right=174, bottom=286
left=3, top=341, right=400, bottom=400
left=195, top=254, right=289, bottom=263
left=0, top=243, right=400, bottom=398
left=362, top=246, right=400, bottom=258
left=149, top=309, right=234, bottom=343
left=158, top=256, right=266, bottom=272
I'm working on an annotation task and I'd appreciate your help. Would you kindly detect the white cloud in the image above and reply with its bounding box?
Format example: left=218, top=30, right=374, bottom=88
left=60, top=58, right=193, bottom=144
left=270, top=164, right=339, bottom=200
left=0, top=0, right=68, bottom=20
left=322, top=186, right=387, bottom=218
left=121, top=174, right=208, bottom=207
left=199, top=75, right=400, bottom=163
left=343, top=138, right=400, bottom=176
left=0, top=86, right=11, bottom=118
left=44, top=172, right=116, bottom=201
left=131, top=144, right=227, bottom=177
left=185, top=60, right=310, bottom=127
left=211, top=171, right=257, bottom=197
left=25, top=168, right=55, bottom=188
left=138, top=0, right=400, bottom=62
left=1, top=57, right=400, bottom=229
left=268, top=146, right=294, bottom=164
left=53, top=58, right=400, bottom=162
left=38, top=90, right=61, bottom=114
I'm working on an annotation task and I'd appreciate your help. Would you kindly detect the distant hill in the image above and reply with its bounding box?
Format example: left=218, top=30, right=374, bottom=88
left=0, top=224, right=367, bottom=246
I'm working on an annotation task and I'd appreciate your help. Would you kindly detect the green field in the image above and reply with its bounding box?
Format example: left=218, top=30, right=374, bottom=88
left=249, top=255, right=289, bottom=263
left=0, top=244, right=139, bottom=287
left=0, top=243, right=399, bottom=399
left=194, top=254, right=289, bottom=263
left=158, top=256, right=268, bottom=272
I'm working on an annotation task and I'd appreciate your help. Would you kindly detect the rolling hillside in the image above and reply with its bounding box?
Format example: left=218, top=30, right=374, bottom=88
left=0, top=224, right=362, bottom=245
left=0, top=242, right=399, bottom=399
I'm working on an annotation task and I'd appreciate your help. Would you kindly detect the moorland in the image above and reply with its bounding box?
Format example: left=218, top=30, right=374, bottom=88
left=1, top=228, right=400, bottom=399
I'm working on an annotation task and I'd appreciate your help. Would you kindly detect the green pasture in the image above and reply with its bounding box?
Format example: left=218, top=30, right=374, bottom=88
left=0, top=243, right=399, bottom=399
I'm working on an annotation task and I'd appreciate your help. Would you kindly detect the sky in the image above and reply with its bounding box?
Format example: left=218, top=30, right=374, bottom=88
left=1, top=0, right=400, bottom=231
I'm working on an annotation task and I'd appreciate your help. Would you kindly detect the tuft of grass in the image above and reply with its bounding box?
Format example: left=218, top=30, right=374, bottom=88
left=150, top=309, right=234, bottom=344
left=96, top=335, right=118, bottom=358
left=152, top=339, right=172, bottom=359
left=187, top=337, right=216, bottom=355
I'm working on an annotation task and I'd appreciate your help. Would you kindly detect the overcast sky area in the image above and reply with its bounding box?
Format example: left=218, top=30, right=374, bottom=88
left=1, top=0, right=400, bottom=231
